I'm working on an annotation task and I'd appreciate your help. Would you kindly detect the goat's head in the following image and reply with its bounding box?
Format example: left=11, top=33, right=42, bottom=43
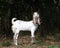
left=33, top=12, right=40, bottom=25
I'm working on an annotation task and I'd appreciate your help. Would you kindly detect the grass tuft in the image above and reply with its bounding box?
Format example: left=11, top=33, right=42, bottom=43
left=2, top=41, right=11, bottom=47
left=48, top=45, right=60, bottom=48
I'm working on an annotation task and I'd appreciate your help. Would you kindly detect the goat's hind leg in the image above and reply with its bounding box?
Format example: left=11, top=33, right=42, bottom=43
left=13, top=30, right=19, bottom=45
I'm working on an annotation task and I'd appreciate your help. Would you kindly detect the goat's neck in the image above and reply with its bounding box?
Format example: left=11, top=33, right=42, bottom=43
left=32, top=20, right=38, bottom=26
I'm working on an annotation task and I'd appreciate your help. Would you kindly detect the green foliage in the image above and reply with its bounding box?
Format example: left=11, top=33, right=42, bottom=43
left=54, top=34, right=60, bottom=41
left=58, top=0, right=60, bottom=5
left=26, top=46, right=32, bottom=48
left=35, top=40, right=42, bottom=45
left=2, top=41, right=11, bottom=46
left=48, top=45, right=60, bottom=48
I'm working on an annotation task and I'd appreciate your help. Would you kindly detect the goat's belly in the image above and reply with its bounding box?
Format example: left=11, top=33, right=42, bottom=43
left=13, top=22, right=35, bottom=31
left=19, top=26, right=31, bottom=31
left=14, top=24, right=31, bottom=31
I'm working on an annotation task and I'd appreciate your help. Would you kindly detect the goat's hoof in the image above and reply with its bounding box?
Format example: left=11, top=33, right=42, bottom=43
left=31, top=41, right=35, bottom=45
left=14, top=43, right=18, bottom=46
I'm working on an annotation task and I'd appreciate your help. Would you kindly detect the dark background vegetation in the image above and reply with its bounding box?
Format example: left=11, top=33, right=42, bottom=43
left=0, top=0, right=60, bottom=38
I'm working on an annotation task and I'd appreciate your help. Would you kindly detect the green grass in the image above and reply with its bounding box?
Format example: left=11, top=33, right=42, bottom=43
left=2, top=41, right=11, bottom=47
left=26, top=45, right=36, bottom=48
left=35, top=39, right=50, bottom=46
left=35, top=40, right=43, bottom=45
left=34, top=39, right=60, bottom=48
left=48, top=45, right=60, bottom=48
left=54, top=34, right=60, bottom=41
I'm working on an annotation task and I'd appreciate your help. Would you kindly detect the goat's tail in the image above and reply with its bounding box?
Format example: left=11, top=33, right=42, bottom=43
left=12, top=18, right=17, bottom=24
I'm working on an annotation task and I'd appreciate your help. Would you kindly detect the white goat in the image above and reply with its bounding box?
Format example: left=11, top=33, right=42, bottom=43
left=11, top=12, right=40, bottom=45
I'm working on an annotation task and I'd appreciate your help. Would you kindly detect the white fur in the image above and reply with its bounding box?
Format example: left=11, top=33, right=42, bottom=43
left=11, top=12, right=40, bottom=45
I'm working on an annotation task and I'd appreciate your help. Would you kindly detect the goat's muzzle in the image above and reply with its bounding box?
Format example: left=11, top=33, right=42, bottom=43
left=33, top=17, right=40, bottom=25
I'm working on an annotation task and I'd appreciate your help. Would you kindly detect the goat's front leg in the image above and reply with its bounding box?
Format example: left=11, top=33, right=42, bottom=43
left=13, top=32, right=19, bottom=45
left=31, top=30, right=35, bottom=44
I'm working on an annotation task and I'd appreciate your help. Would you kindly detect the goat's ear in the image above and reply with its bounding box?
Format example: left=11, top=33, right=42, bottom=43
left=38, top=18, right=40, bottom=25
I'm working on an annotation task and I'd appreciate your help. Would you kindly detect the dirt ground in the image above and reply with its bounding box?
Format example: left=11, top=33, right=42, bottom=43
left=0, top=35, right=60, bottom=48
